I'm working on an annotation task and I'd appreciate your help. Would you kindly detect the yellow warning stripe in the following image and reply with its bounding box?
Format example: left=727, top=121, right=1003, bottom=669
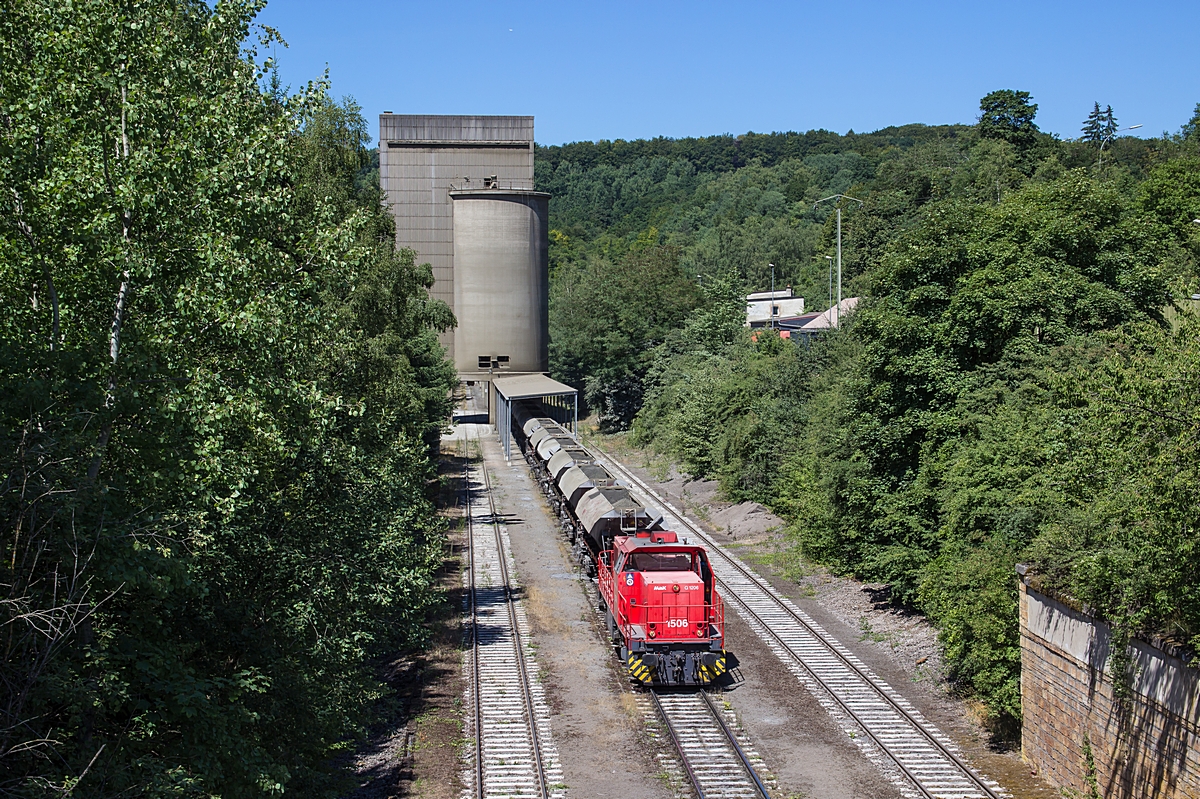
left=627, top=654, right=656, bottom=683
left=625, top=652, right=728, bottom=683
left=698, top=655, right=728, bottom=684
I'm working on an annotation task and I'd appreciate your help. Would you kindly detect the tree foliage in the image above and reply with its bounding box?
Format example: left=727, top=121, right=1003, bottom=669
left=550, top=240, right=697, bottom=430
left=978, top=89, right=1040, bottom=150
left=547, top=88, right=1200, bottom=733
left=1, top=2, right=454, bottom=796
left=1179, top=103, right=1200, bottom=142
left=1035, top=319, right=1200, bottom=646
left=1082, top=102, right=1105, bottom=142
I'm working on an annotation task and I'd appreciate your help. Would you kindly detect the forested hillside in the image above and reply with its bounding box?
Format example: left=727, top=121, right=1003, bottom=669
left=542, top=91, right=1200, bottom=732
left=1, top=2, right=455, bottom=796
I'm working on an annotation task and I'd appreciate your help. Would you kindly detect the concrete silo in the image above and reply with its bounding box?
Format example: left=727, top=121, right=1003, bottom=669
left=377, top=114, right=537, bottom=368
left=450, top=188, right=550, bottom=379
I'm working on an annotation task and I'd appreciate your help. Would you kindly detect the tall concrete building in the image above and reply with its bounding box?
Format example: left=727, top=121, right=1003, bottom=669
left=379, top=114, right=549, bottom=382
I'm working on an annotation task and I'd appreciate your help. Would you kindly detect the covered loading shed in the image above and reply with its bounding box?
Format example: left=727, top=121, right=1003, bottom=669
left=492, top=374, right=578, bottom=461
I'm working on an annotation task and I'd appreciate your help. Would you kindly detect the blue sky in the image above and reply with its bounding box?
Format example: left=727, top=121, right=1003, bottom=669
left=255, top=1, right=1199, bottom=146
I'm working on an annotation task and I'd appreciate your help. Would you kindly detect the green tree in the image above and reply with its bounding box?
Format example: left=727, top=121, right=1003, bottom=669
left=1180, top=102, right=1200, bottom=142
left=977, top=89, right=1040, bottom=149
left=0, top=2, right=453, bottom=796
left=786, top=174, right=1167, bottom=726
left=550, top=243, right=698, bottom=429
left=1081, top=102, right=1104, bottom=143
left=1034, top=318, right=1200, bottom=649
left=1101, top=104, right=1118, bottom=140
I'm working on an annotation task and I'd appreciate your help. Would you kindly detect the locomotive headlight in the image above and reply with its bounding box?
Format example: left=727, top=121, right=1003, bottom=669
left=648, top=630, right=657, bottom=639
left=672, top=584, right=680, bottom=593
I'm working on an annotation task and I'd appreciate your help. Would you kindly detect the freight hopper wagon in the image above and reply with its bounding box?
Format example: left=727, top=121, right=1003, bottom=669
left=510, top=402, right=728, bottom=687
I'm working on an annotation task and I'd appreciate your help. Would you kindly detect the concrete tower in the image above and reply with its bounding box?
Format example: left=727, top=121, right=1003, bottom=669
left=378, top=114, right=548, bottom=380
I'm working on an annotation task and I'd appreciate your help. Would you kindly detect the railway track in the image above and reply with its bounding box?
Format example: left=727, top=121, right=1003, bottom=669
left=650, top=690, right=771, bottom=799
left=463, top=432, right=564, bottom=799
left=574, top=562, right=777, bottom=799
left=594, top=446, right=1004, bottom=799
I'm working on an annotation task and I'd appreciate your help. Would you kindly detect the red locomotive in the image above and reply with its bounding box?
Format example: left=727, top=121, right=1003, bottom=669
left=598, top=530, right=727, bottom=686
left=512, top=401, right=730, bottom=687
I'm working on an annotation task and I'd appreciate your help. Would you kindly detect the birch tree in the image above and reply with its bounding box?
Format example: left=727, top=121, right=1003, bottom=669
left=1, top=2, right=454, bottom=796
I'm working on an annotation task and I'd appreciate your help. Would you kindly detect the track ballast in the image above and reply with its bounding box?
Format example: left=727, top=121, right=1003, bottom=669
left=463, top=432, right=564, bottom=799
left=651, top=690, right=771, bottom=799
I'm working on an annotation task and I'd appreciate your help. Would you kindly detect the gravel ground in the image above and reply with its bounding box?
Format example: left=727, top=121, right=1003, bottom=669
left=721, top=611, right=907, bottom=798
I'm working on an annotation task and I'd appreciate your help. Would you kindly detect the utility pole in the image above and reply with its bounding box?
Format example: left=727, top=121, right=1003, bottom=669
left=769, top=263, right=776, bottom=328
left=835, top=209, right=842, bottom=327
left=814, top=194, right=863, bottom=327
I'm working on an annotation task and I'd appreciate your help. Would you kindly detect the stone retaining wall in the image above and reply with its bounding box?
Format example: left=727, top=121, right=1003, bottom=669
left=1019, top=574, right=1200, bottom=797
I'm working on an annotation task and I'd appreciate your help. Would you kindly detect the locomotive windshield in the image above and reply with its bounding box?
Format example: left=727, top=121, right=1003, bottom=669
left=627, top=551, right=694, bottom=571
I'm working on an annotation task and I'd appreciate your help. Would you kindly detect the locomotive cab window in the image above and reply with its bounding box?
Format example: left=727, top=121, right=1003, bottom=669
left=627, top=552, right=694, bottom=572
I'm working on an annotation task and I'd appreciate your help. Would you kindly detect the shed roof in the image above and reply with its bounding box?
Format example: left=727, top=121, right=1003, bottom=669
left=493, top=374, right=577, bottom=400
left=800, top=297, right=861, bottom=331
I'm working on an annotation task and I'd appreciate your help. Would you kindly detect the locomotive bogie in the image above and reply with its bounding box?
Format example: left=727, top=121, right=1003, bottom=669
left=624, top=646, right=727, bottom=687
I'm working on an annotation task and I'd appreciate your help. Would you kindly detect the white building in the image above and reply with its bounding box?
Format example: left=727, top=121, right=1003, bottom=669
left=746, top=288, right=805, bottom=328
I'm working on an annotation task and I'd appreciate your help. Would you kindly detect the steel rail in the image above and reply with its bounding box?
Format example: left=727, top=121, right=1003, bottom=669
left=650, top=690, right=771, bottom=799
left=710, top=567, right=949, bottom=799
left=648, top=691, right=707, bottom=799
left=594, top=444, right=1001, bottom=799
left=464, top=451, right=486, bottom=799
left=698, top=692, right=772, bottom=799
left=479, top=451, right=550, bottom=799
left=464, top=436, right=550, bottom=799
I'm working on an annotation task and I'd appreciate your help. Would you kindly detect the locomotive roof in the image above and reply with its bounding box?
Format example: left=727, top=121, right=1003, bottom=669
left=613, top=532, right=704, bottom=553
